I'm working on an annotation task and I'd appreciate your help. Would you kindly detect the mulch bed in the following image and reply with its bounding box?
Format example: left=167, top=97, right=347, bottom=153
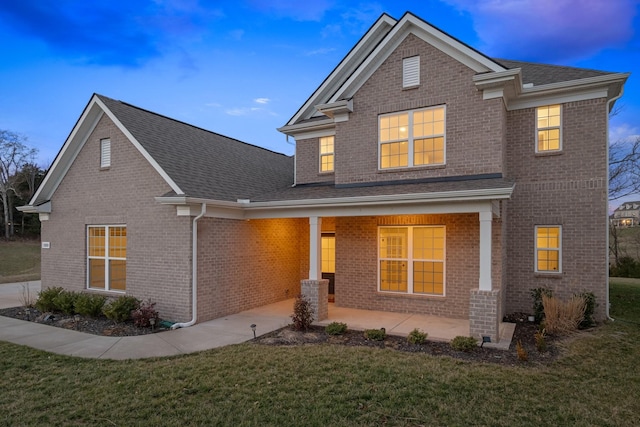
left=1, top=306, right=570, bottom=365
left=0, top=306, right=167, bottom=337
left=254, top=313, right=563, bottom=366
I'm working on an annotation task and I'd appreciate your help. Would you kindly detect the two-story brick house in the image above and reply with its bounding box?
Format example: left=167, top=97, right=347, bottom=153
left=21, top=12, right=628, bottom=341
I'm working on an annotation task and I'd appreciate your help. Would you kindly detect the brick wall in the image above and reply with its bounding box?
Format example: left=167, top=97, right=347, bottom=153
left=41, top=115, right=193, bottom=322
left=334, top=213, right=502, bottom=319
left=295, top=137, right=335, bottom=185
left=330, top=33, right=505, bottom=185
left=196, top=217, right=305, bottom=321
left=504, top=98, right=609, bottom=319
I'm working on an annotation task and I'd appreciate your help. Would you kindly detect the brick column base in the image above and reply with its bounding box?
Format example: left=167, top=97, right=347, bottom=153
left=469, top=289, right=501, bottom=343
left=301, top=279, right=329, bottom=321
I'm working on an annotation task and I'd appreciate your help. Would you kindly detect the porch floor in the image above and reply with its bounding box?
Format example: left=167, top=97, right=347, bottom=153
left=254, top=299, right=514, bottom=349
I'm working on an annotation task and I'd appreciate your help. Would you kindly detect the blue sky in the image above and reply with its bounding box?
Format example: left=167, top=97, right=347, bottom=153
left=1, top=0, right=638, bottom=206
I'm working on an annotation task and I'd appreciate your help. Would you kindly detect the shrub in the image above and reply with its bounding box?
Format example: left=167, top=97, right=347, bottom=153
left=407, top=328, right=427, bottom=344
left=364, top=328, right=386, bottom=341
left=35, top=287, right=64, bottom=312
left=132, top=300, right=160, bottom=328
left=19, top=284, right=36, bottom=308
left=74, top=294, right=107, bottom=318
left=530, top=287, right=553, bottom=322
left=534, top=329, right=547, bottom=353
left=451, top=336, right=478, bottom=352
left=542, top=294, right=586, bottom=335
left=53, top=290, right=78, bottom=315
left=325, top=322, right=347, bottom=335
left=576, top=291, right=596, bottom=328
left=516, top=340, right=528, bottom=361
left=610, top=256, right=640, bottom=278
left=291, top=294, right=313, bottom=331
left=103, top=296, right=140, bottom=323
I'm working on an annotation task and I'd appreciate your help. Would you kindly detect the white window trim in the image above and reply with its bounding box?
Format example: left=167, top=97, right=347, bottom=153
left=100, top=138, right=111, bottom=168
left=534, top=225, right=562, bottom=273
left=535, top=105, right=562, bottom=153
left=87, top=225, right=126, bottom=292
left=319, top=136, right=334, bottom=173
left=378, top=105, right=446, bottom=170
left=377, top=225, right=446, bottom=296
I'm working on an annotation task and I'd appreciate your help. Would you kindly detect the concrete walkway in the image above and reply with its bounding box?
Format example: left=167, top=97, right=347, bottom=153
left=0, top=281, right=513, bottom=359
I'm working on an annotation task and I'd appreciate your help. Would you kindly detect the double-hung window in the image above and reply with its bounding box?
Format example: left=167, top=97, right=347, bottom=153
left=536, top=105, right=561, bottom=152
left=535, top=226, right=561, bottom=273
left=379, top=106, right=445, bottom=169
left=379, top=226, right=445, bottom=296
left=319, top=136, right=334, bottom=173
left=87, top=225, right=127, bottom=291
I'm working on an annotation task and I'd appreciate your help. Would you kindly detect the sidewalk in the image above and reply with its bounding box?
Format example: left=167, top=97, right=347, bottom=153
left=0, top=281, right=291, bottom=360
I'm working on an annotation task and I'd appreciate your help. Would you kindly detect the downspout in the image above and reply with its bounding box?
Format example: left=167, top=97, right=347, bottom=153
left=172, top=203, right=207, bottom=329
left=606, top=86, right=625, bottom=321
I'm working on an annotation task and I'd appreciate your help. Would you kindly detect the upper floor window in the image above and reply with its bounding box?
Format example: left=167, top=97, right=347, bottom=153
left=536, top=105, right=561, bottom=152
left=319, top=136, right=334, bottom=173
left=403, top=56, right=420, bottom=88
left=379, top=106, right=445, bottom=170
left=535, top=225, right=561, bottom=273
left=100, top=138, right=111, bottom=168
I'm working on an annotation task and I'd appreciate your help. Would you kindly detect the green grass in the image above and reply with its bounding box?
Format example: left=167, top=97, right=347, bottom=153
left=0, top=240, right=40, bottom=283
left=610, top=277, right=640, bottom=321
left=1, top=283, right=640, bottom=426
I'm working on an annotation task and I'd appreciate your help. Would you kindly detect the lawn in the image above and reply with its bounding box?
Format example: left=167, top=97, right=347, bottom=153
left=0, top=240, right=40, bottom=283
left=1, top=281, right=639, bottom=426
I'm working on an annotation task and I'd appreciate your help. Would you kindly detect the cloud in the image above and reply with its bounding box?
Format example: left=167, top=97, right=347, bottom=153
left=244, top=0, right=335, bottom=21
left=225, top=98, right=277, bottom=116
left=303, top=47, right=337, bottom=56
left=0, top=0, right=223, bottom=67
left=340, top=3, right=384, bottom=34
left=443, top=0, right=639, bottom=62
left=229, top=29, right=245, bottom=41
left=254, top=98, right=270, bottom=104
left=610, top=122, right=640, bottom=143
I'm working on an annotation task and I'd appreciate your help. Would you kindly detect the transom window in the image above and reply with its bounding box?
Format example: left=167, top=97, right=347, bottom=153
left=378, top=226, right=445, bottom=296
left=535, top=226, right=561, bottom=273
left=379, top=106, right=445, bottom=169
left=319, top=136, right=334, bottom=172
left=87, top=225, right=127, bottom=291
left=536, top=105, right=561, bottom=152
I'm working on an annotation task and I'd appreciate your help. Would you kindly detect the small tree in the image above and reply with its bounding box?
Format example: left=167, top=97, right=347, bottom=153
left=0, top=130, right=37, bottom=239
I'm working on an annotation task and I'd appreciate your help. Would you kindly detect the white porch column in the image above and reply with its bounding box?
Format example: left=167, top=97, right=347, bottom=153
left=479, top=210, right=492, bottom=291
left=309, top=216, right=322, bottom=280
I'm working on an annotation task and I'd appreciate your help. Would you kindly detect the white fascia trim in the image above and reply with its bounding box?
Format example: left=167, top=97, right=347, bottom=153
left=315, top=99, right=353, bottom=121
left=330, top=14, right=505, bottom=103
left=155, top=186, right=513, bottom=220
left=277, top=118, right=335, bottom=139
left=507, top=73, right=629, bottom=111
left=30, top=101, right=104, bottom=205
left=17, top=201, right=51, bottom=214
left=94, top=97, right=184, bottom=195
left=285, top=15, right=396, bottom=126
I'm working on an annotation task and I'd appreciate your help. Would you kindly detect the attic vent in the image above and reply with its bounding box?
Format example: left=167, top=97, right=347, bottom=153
left=403, top=56, right=420, bottom=88
left=100, top=138, right=111, bottom=168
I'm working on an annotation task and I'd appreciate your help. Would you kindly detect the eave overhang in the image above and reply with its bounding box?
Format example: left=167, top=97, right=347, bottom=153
left=155, top=184, right=514, bottom=220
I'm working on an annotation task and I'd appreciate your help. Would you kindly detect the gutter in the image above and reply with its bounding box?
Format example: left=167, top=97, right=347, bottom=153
left=171, top=203, right=206, bottom=329
left=605, top=84, right=626, bottom=321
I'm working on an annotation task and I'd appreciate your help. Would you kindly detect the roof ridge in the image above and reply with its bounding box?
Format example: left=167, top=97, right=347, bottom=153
left=95, top=94, right=291, bottom=158
left=493, top=58, right=614, bottom=75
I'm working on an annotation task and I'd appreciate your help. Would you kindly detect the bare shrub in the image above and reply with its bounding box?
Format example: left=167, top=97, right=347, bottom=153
left=19, top=284, right=36, bottom=308
left=542, top=294, right=586, bottom=335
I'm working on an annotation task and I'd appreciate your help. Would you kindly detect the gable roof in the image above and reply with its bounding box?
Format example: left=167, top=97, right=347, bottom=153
left=29, top=94, right=293, bottom=206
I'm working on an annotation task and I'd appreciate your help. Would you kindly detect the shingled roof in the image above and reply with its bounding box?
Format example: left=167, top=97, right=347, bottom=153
left=495, top=59, right=613, bottom=86
left=98, top=95, right=294, bottom=201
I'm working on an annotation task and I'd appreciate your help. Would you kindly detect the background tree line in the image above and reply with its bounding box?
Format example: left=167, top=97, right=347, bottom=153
left=0, top=130, right=46, bottom=240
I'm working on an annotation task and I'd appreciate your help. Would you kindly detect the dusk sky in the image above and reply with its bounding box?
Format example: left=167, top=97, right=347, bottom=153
left=0, top=0, right=638, bottom=207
